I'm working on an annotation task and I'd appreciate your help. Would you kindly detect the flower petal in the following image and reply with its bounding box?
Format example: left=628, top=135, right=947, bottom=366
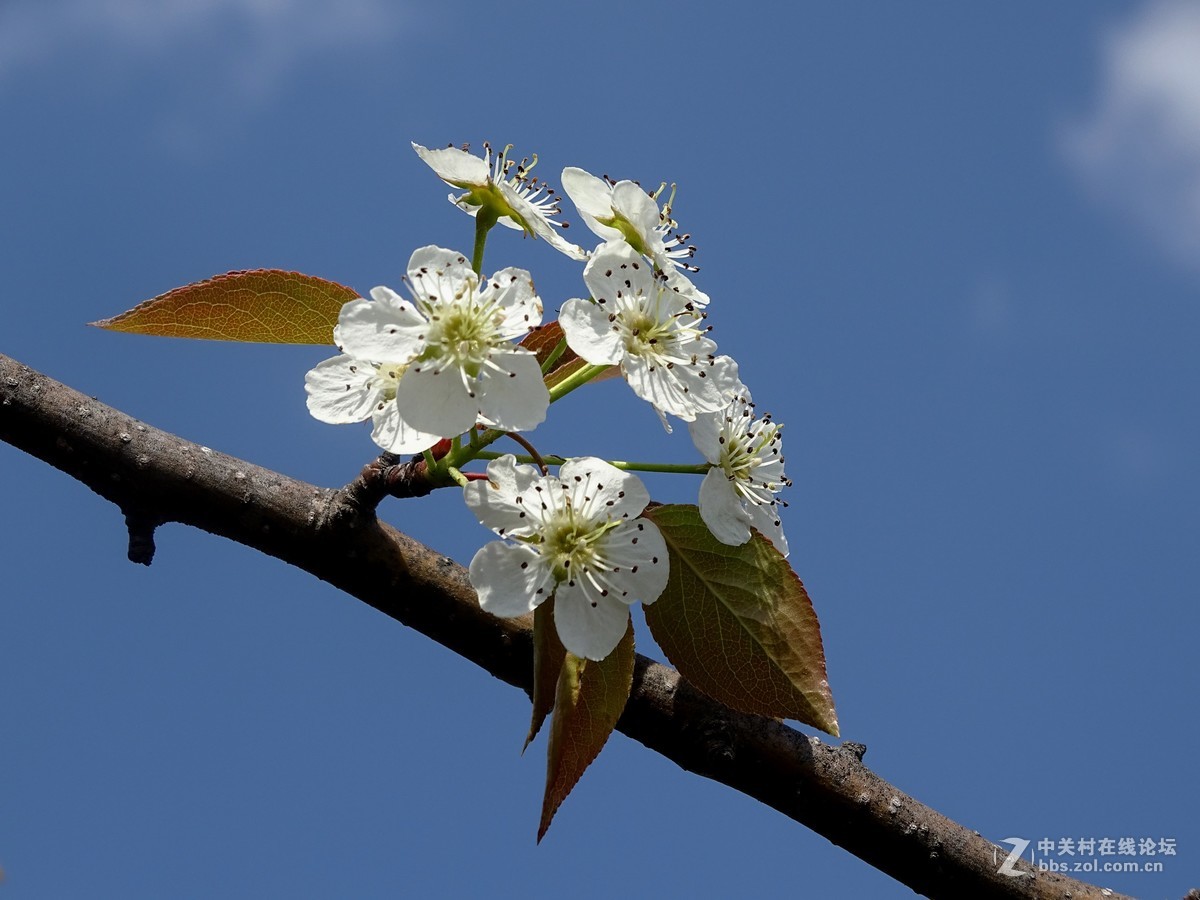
left=392, top=362, right=480, bottom=437
left=464, top=455, right=547, bottom=537
left=698, top=467, right=753, bottom=546
left=558, top=457, right=651, bottom=523
left=474, top=350, right=550, bottom=432
left=369, top=398, right=440, bottom=455
left=335, top=292, right=426, bottom=362
left=412, top=143, right=490, bottom=188
left=559, top=298, right=625, bottom=365
left=470, top=541, right=555, bottom=617
left=597, top=518, right=670, bottom=605
left=552, top=588, right=631, bottom=661
left=483, top=267, right=543, bottom=339
left=407, top=245, right=474, bottom=280
left=610, top=180, right=662, bottom=244
left=744, top=499, right=789, bottom=557
left=621, top=350, right=728, bottom=421
left=582, top=240, right=655, bottom=306
left=304, top=355, right=379, bottom=424
left=687, top=411, right=726, bottom=466
left=662, top=266, right=710, bottom=308
left=561, top=167, right=622, bottom=242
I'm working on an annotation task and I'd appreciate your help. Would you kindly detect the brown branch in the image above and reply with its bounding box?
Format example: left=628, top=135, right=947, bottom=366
left=0, top=351, right=1141, bottom=900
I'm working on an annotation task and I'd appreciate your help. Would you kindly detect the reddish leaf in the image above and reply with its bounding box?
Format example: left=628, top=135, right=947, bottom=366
left=643, top=505, right=838, bottom=735
left=91, top=270, right=359, bottom=344
left=520, top=320, right=578, bottom=368
left=520, top=320, right=620, bottom=390
left=525, top=600, right=567, bottom=753
left=538, top=617, right=635, bottom=842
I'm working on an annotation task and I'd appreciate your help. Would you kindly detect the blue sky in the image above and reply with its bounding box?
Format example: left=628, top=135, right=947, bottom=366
left=2, top=1, right=1198, bottom=897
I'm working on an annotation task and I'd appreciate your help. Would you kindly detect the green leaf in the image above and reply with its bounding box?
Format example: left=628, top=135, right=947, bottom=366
left=90, top=269, right=359, bottom=344
left=642, top=505, right=838, bottom=735
left=525, top=600, right=567, bottom=753
left=538, top=617, right=635, bottom=843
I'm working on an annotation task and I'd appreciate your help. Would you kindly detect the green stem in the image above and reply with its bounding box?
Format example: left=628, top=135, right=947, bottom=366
left=540, top=338, right=568, bottom=375
left=442, top=426, right=505, bottom=472
left=473, top=451, right=709, bottom=476
left=547, top=363, right=609, bottom=403
left=472, top=211, right=499, bottom=275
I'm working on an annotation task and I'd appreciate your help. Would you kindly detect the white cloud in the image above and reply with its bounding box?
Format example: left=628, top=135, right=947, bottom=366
left=1063, top=0, right=1200, bottom=268
left=0, top=0, right=407, bottom=99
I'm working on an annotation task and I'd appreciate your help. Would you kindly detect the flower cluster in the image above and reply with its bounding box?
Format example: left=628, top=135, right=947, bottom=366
left=304, top=141, right=795, bottom=660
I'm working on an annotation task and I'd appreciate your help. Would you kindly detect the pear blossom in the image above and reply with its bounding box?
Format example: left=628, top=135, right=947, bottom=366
left=305, top=286, right=440, bottom=454
left=413, top=142, right=586, bottom=261
left=465, top=455, right=669, bottom=661
left=559, top=240, right=737, bottom=422
left=305, top=354, right=442, bottom=454
left=688, top=383, right=790, bottom=556
left=305, top=245, right=549, bottom=445
left=561, top=166, right=705, bottom=302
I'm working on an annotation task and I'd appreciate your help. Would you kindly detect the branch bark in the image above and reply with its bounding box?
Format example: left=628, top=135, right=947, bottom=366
left=0, top=352, right=1136, bottom=900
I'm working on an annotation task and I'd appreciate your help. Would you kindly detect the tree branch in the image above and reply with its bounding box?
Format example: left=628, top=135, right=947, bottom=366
left=0, top=352, right=1135, bottom=900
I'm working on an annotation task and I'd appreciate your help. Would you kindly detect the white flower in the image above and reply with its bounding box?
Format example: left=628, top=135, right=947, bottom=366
left=689, top=383, right=790, bottom=556
left=305, top=246, right=549, bottom=446
left=561, top=166, right=703, bottom=301
left=386, top=245, right=549, bottom=437
left=413, top=142, right=587, bottom=261
left=465, top=455, right=669, bottom=661
left=559, top=240, right=737, bottom=422
left=305, top=288, right=441, bottom=454
left=305, top=355, right=443, bottom=454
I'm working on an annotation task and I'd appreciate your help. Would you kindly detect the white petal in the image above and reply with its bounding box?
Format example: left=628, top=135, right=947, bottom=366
left=560, top=167, right=613, bottom=217
left=598, top=518, right=670, bottom=605
left=559, top=298, right=624, bottom=365
left=469, top=542, right=555, bottom=618
left=464, top=455, right=547, bottom=537
left=745, top=500, right=789, bottom=558
left=412, top=143, right=489, bottom=188
left=392, top=362, right=480, bottom=437
left=558, top=457, right=650, bottom=523
left=552, top=588, right=631, bottom=661
left=687, top=411, right=725, bottom=466
left=662, top=266, right=710, bottom=307
left=406, top=245, right=474, bottom=285
left=451, top=193, right=484, bottom=219
left=369, top=399, right=440, bottom=455
left=304, top=355, right=379, bottom=424
left=561, top=167, right=622, bottom=242
left=610, top=180, right=661, bottom=244
left=699, top=468, right=753, bottom=546
left=709, top=355, right=742, bottom=401
left=474, top=350, right=550, bottom=432
left=582, top=240, right=654, bottom=305
left=335, top=293, right=426, bottom=362
left=482, top=267, right=543, bottom=338
left=622, top=352, right=729, bottom=421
